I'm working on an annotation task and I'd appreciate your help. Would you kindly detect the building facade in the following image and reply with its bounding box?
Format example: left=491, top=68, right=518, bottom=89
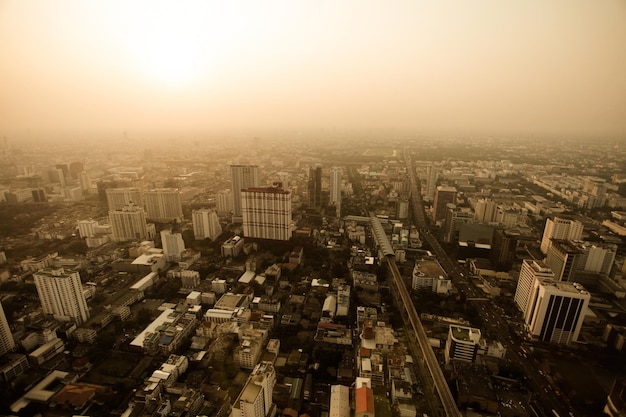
left=105, top=187, right=143, bottom=210
left=241, top=184, right=292, bottom=241
left=109, top=203, right=149, bottom=242
left=432, top=186, right=457, bottom=223
left=231, top=165, right=260, bottom=220
left=144, top=189, right=183, bottom=223
left=161, top=230, right=185, bottom=262
left=514, top=259, right=555, bottom=316
left=33, top=268, right=90, bottom=325
left=192, top=208, right=222, bottom=240
left=540, top=217, right=584, bottom=254
left=0, top=302, right=15, bottom=355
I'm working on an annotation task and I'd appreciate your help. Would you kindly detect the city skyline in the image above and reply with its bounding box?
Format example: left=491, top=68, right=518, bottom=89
left=1, top=0, right=625, bottom=140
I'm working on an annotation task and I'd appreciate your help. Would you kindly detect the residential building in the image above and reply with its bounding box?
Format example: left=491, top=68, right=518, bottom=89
left=33, top=268, right=90, bottom=325
left=230, top=361, right=276, bottom=417
left=192, top=208, right=222, bottom=240
left=216, top=189, right=234, bottom=215
left=540, top=217, right=584, bottom=254
left=412, top=258, right=451, bottom=294
left=109, top=203, right=149, bottom=242
left=105, top=187, right=143, bottom=210
left=330, top=385, right=350, bottom=417
left=241, top=184, right=292, bottom=241
left=161, top=229, right=185, bottom=262
left=0, top=302, right=15, bottom=355
left=231, top=165, right=260, bottom=221
left=144, top=188, right=183, bottom=223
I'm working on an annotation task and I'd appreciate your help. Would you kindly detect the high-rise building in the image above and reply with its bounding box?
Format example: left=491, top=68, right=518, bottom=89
left=514, top=259, right=554, bottom=315
left=330, top=384, right=350, bottom=417
left=307, top=166, right=322, bottom=209
left=109, top=203, right=149, bottom=242
left=144, top=188, right=183, bottom=223
left=425, top=164, right=438, bottom=201
left=544, top=239, right=585, bottom=281
left=523, top=278, right=590, bottom=344
left=0, top=302, right=15, bottom=355
left=432, top=186, right=457, bottom=223
left=161, top=229, right=185, bottom=262
left=216, top=189, right=234, bottom=215
left=231, top=165, right=260, bottom=220
left=444, top=325, right=481, bottom=364
left=106, top=187, right=143, bottom=210
left=242, top=184, right=292, bottom=241
left=33, top=268, right=90, bottom=325
left=78, top=171, right=91, bottom=192
left=77, top=220, right=98, bottom=238
left=443, top=204, right=473, bottom=243
left=490, top=228, right=519, bottom=272
left=230, top=361, right=276, bottom=417
left=540, top=217, right=584, bottom=254
left=329, top=167, right=342, bottom=216
left=192, top=209, right=222, bottom=240
left=474, top=198, right=497, bottom=223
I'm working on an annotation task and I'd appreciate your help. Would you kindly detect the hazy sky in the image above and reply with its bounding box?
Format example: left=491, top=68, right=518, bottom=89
left=1, top=0, right=625, bottom=139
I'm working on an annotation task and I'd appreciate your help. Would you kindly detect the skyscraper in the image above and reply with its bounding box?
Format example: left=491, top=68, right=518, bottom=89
left=307, top=166, right=322, bottom=209
left=161, top=229, right=186, bottom=262
left=216, top=189, right=234, bottom=215
left=231, top=165, right=260, bottom=221
left=105, top=187, right=143, bottom=210
left=33, top=268, right=90, bottom=325
left=329, top=167, right=342, bottom=215
left=144, top=188, right=184, bottom=223
left=242, top=183, right=292, bottom=241
left=514, top=259, right=554, bottom=316
left=192, top=209, right=222, bottom=240
left=540, top=217, right=584, bottom=254
left=109, top=203, right=149, bottom=242
left=544, top=239, right=585, bottom=281
left=0, top=301, right=15, bottom=355
left=523, top=278, right=590, bottom=344
left=432, top=186, right=457, bottom=223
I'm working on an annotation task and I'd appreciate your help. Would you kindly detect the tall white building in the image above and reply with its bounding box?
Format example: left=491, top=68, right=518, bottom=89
left=77, top=220, right=98, bottom=238
left=523, top=278, right=590, bottom=344
left=231, top=165, right=260, bottom=221
left=242, top=184, right=292, bottom=241
left=330, top=167, right=342, bottom=216
left=144, top=189, right=183, bottom=223
left=192, top=209, right=222, bottom=240
left=0, top=301, right=15, bottom=355
left=514, top=259, right=555, bottom=315
left=161, top=229, right=186, bottom=262
left=105, top=187, right=143, bottom=210
left=230, top=361, right=276, bottom=417
left=216, top=189, right=234, bottom=215
left=540, top=217, right=584, bottom=254
left=34, top=268, right=90, bottom=325
left=109, top=203, right=149, bottom=242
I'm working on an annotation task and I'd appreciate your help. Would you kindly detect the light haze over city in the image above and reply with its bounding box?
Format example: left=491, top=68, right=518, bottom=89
left=1, top=0, right=625, bottom=140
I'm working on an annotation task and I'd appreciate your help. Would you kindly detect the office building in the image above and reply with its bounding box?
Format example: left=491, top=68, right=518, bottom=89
left=161, top=230, right=185, bottom=262
left=425, top=164, right=438, bottom=201
left=192, top=209, right=222, bottom=240
left=523, top=278, right=590, bottom=344
left=33, top=268, right=90, bottom=325
left=308, top=166, right=322, bottom=209
left=0, top=302, right=15, bottom=355
left=490, top=228, right=519, bottom=272
left=540, top=217, right=583, bottom=254
left=432, top=186, right=457, bottom=223
left=514, top=260, right=555, bottom=315
left=443, top=204, right=473, bottom=243
left=105, top=187, right=143, bottom=210
left=445, top=325, right=481, bottom=364
left=241, top=184, right=292, bottom=241
left=109, top=203, right=149, bottom=242
left=216, top=189, right=234, bottom=215
left=231, top=165, right=260, bottom=221
left=230, top=361, right=276, bottom=417
left=330, top=166, right=342, bottom=216
left=144, top=189, right=184, bottom=223
left=544, top=239, right=585, bottom=282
